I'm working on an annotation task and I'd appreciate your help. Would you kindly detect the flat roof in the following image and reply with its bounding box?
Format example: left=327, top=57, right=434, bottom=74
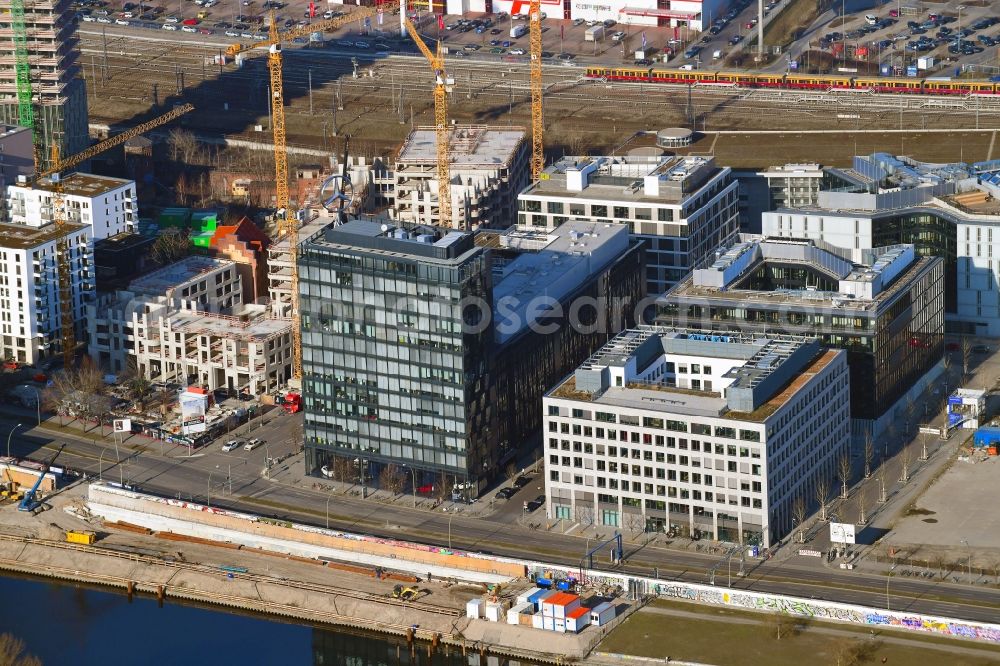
left=31, top=172, right=132, bottom=198
left=0, top=220, right=85, bottom=249
left=95, top=231, right=155, bottom=254
left=724, top=350, right=839, bottom=422
left=491, top=221, right=631, bottom=343
left=129, top=256, right=234, bottom=295
left=397, top=125, right=525, bottom=168
left=520, top=154, right=718, bottom=205
left=171, top=307, right=291, bottom=342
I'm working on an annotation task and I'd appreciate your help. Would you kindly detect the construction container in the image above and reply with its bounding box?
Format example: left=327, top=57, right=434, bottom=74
left=566, top=606, right=590, bottom=633
left=585, top=24, right=604, bottom=41
left=541, top=592, right=581, bottom=619
left=65, top=530, right=96, bottom=545
left=485, top=602, right=503, bottom=622
left=589, top=601, right=617, bottom=626
left=507, top=602, right=531, bottom=625
left=974, top=426, right=1000, bottom=448
left=527, top=588, right=556, bottom=611
left=466, top=599, right=483, bottom=619
left=519, top=611, right=534, bottom=626
left=532, top=613, right=544, bottom=629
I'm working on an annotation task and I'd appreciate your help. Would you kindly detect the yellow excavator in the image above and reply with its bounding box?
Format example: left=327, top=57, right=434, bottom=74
left=392, top=584, right=422, bottom=601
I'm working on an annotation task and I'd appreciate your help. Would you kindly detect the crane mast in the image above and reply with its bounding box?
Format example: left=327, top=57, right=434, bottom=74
left=529, top=0, right=544, bottom=181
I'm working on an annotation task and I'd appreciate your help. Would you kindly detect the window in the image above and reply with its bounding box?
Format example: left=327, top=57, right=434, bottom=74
left=613, top=206, right=629, bottom=219
left=657, top=208, right=673, bottom=222
left=547, top=201, right=564, bottom=214
left=643, top=417, right=664, bottom=428
left=592, top=204, right=608, bottom=217
left=548, top=405, right=559, bottom=416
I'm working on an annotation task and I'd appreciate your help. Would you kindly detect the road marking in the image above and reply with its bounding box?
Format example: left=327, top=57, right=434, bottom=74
left=989, top=131, right=997, bottom=161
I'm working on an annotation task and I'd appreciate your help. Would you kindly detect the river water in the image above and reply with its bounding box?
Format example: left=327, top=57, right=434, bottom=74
left=0, top=574, right=527, bottom=666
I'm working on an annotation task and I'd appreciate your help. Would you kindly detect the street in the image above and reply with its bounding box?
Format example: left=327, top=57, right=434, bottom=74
left=3, top=406, right=1000, bottom=626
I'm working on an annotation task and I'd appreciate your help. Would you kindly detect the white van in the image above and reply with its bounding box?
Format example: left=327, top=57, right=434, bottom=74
left=712, top=49, right=723, bottom=59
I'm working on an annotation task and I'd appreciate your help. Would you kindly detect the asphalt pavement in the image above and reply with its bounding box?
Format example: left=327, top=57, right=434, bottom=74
left=3, top=405, right=1000, bottom=625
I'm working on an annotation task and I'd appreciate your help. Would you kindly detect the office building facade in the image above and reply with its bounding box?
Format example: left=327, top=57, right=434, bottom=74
left=543, top=327, right=850, bottom=548
left=299, top=219, right=644, bottom=496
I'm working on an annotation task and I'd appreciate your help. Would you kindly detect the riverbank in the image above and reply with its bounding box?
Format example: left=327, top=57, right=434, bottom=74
left=0, top=483, right=606, bottom=665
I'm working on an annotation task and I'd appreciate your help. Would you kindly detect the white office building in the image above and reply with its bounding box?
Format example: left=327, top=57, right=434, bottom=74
left=86, top=255, right=294, bottom=393
left=543, top=327, right=849, bottom=547
left=518, top=154, right=739, bottom=296
left=7, top=173, right=136, bottom=240
left=762, top=153, right=1000, bottom=337
left=0, top=221, right=92, bottom=364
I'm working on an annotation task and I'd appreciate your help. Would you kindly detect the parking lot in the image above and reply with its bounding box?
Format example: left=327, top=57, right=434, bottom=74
left=782, top=1, right=1000, bottom=77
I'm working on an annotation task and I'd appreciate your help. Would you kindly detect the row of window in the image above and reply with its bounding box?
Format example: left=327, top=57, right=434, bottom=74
left=548, top=437, right=762, bottom=459
left=550, top=472, right=763, bottom=509
left=547, top=417, right=761, bottom=443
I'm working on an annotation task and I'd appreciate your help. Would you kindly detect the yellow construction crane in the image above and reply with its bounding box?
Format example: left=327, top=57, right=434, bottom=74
left=41, top=104, right=195, bottom=367
left=528, top=0, right=544, bottom=181
left=404, top=18, right=454, bottom=226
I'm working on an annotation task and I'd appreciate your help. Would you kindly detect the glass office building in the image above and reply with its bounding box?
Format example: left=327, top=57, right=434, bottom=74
left=299, top=219, right=644, bottom=496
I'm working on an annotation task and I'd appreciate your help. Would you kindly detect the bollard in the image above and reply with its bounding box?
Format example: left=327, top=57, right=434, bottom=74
left=405, top=627, right=414, bottom=645
left=126, top=581, right=135, bottom=602
left=462, top=639, right=467, bottom=656
left=157, top=585, right=165, bottom=608
left=431, top=633, right=440, bottom=651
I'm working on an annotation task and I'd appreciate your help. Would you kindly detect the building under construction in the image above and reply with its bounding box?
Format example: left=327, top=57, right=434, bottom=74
left=0, top=0, right=89, bottom=165
left=391, top=125, right=528, bottom=230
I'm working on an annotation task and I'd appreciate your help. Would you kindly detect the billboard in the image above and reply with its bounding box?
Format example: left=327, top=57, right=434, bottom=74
left=113, top=418, right=132, bottom=433
left=830, top=522, right=856, bottom=544
left=180, top=391, right=208, bottom=435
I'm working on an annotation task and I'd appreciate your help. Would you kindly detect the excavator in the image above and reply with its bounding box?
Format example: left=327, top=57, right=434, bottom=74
left=18, top=444, right=64, bottom=513
left=392, top=584, right=423, bottom=601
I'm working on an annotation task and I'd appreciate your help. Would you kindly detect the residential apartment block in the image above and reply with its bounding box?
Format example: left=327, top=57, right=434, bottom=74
left=7, top=173, right=136, bottom=240
left=299, top=218, right=644, bottom=496
left=0, top=0, right=89, bottom=164
left=390, top=125, right=529, bottom=230
left=0, top=219, right=92, bottom=364
left=658, top=236, right=944, bottom=437
left=517, top=155, right=739, bottom=296
left=543, top=327, right=850, bottom=548
left=86, top=255, right=293, bottom=393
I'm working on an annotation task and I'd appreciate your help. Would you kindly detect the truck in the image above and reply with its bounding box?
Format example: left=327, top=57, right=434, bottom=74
left=282, top=392, right=302, bottom=414
left=510, top=23, right=527, bottom=38
left=585, top=24, right=605, bottom=41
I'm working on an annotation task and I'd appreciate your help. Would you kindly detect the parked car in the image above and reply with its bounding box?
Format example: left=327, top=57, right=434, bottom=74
left=495, top=487, right=516, bottom=500
left=973, top=344, right=991, bottom=354
left=509, top=47, right=525, bottom=55
left=513, top=475, right=531, bottom=489
left=525, top=495, right=545, bottom=512
left=244, top=438, right=263, bottom=451
left=222, top=439, right=242, bottom=452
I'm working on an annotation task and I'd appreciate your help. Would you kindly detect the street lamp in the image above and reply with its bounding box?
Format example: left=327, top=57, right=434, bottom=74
left=98, top=447, right=107, bottom=482
left=326, top=493, right=333, bottom=529
left=207, top=470, right=215, bottom=507
left=886, top=563, right=897, bottom=610
left=447, top=510, right=454, bottom=550
left=403, top=465, right=417, bottom=508
left=6, top=423, right=21, bottom=458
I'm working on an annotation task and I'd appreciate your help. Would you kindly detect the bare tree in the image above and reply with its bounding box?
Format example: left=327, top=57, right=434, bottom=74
left=837, top=453, right=851, bottom=499
left=899, top=443, right=912, bottom=484
left=332, top=456, right=353, bottom=492
left=792, top=495, right=807, bottom=543
left=857, top=487, right=868, bottom=525
left=814, top=476, right=831, bottom=522
left=0, top=633, right=41, bottom=666
left=379, top=464, right=407, bottom=496
left=905, top=395, right=917, bottom=437
left=168, top=128, right=200, bottom=163
left=876, top=459, right=888, bottom=503
left=767, top=612, right=798, bottom=640
left=434, top=471, right=451, bottom=503
left=961, top=336, right=972, bottom=380
left=151, top=228, right=193, bottom=266
left=919, top=431, right=929, bottom=461
left=990, top=559, right=1000, bottom=585
left=931, top=554, right=947, bottom=578
left=505, top=462, right=519, bottom=487
left=43, top=357, right=107, bottom=428
left=623, top=511, right=645, bottom=537
left=576, top=504, right=594, bottom=528
left=834, top=637, right=874, bottom=666
left=863, top=432, right=874, bottom=479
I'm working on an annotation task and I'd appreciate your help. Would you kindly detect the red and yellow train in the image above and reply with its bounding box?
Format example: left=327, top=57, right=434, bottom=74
left=584, top=66, right=1000, bottom=96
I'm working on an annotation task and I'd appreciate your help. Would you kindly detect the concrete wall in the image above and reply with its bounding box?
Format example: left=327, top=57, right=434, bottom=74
left=87, top=484, right=523, bottom=582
